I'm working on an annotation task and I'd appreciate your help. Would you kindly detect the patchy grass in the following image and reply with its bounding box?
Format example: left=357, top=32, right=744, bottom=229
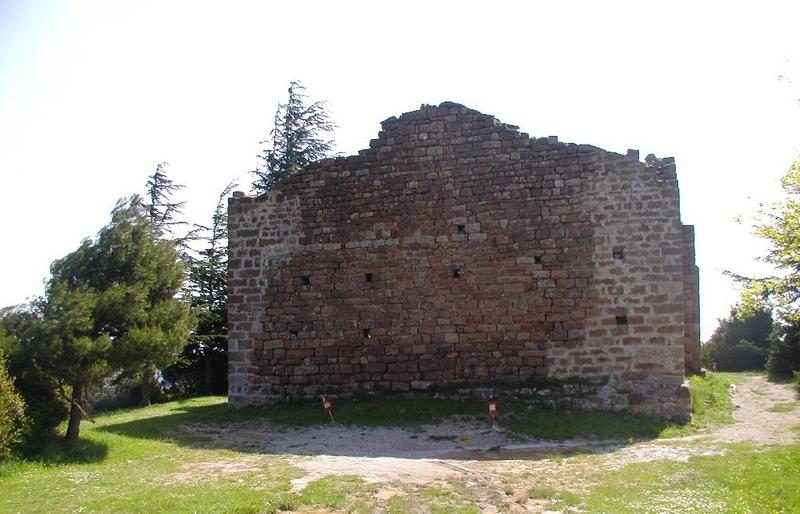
left=527, top=485, right=581, bottom=510
left=386, top=494, right=418, bottom=514
left=0, top=372, right=740, bottom=512
left=716, top=371, right=752, bottom=385
left=273, top=475, right=374, bottom=513
left=94, top=371, right=735, bottom=445
left=0, top=398, right=376, bottom=513
left=81, top=394, right=481, bottom=442
left=93, top=393, right=702, bottom=444
left=500, top=371, right=734, bottom=440
left=501, top=403, right=675, bottom=440
left=423, top=482, right=482, bottom=514
left=427, top=434, right=459, bottom=442
left=584, top=443, right=800, bottom=513
left=256, top=394, right=486, bottom=428
left=685, top=372, right=736, bottom=429
left=266, top=393, right=689, bottom=440
left=769, top=401, right=800, bottom=413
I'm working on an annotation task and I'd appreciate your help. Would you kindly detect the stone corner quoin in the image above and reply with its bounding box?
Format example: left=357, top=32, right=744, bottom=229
left=227, top=101, right=701, bottom=421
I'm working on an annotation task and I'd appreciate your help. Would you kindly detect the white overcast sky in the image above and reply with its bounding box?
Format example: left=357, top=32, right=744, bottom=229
left=1, top=0, right=799, bottom=340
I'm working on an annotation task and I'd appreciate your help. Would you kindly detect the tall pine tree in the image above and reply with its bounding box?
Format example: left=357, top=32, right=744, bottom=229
left=251, top=81, right=336, bottom=194
left=137, top=163, right=192, bottom=404
left=144, top=162, right=186, bottom=238
left=165, top=182, right=236, bottom=395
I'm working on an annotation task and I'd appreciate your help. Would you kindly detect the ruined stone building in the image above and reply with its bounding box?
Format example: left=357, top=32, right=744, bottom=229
left=228, top=102, right=700, bottom=420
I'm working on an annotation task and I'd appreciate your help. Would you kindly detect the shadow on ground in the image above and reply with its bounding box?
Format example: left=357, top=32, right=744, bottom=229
left=22, top=437, right=109, bottom=466
left=96, top=396, right=684, bottom=461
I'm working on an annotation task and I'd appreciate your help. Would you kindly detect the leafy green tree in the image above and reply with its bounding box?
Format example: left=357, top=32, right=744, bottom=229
left=702, top=307, right=773, bottom=371
left=0, top=349, right=27, bottom=460
left=44, top=198, right=194, bottom=439
left=0, top=306, right=68, bottom=447
left=165, top=182, right=235, bottom=395
left=2, top=198, right=194, bottom=441
left=89, top=199, right=194, bottom=407
left=766, top=324, right=800, bottom=378
left=737, top=160, right=800, bottom=377
left=135, top=163, right=195, bottom=403
left=251, top=81, right=336, bottom=194
left=739, top=161, right=800, bottom=319
left=40, top=283, right=111, bottom=442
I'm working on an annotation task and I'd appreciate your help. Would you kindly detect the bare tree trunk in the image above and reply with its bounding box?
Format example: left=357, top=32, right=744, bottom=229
left=65, top=383, right=83, bottom=443
left=140, top=368, right=152, bottom=407
left=204, top=358, right=213, bottom=395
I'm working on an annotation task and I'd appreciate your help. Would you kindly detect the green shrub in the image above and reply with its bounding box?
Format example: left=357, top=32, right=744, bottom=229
left=767, top=325, right=800, bottom=379
left=703, top=308, right=772, bottom=371
left=13, top=369, right=70, bottom=448
left=0, top=351, right=27, bottom=460
left=0, top=314, right=69, bottom=447
left=719, top=341, right=768, bottom=371
left=688, top=372, right=734, bottom=427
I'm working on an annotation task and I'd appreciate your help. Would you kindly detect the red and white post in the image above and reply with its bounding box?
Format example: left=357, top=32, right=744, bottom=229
left=321, top=395, right=334, bottom=423
left=489, top=397, right=497, bottom=425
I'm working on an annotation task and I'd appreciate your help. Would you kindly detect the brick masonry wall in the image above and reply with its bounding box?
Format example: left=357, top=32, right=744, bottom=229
left=228, top=102, right=699, bottom=420
left=682, top=225, right=702, bottom=373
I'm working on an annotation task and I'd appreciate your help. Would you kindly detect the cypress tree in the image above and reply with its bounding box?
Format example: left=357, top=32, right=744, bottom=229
left=251, top=81, right=336, bottom=194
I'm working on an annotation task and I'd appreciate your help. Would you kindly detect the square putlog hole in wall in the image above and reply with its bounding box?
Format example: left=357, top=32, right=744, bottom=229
left=362, top=328, right=372, bottom=339
left=365, top=273, right=373, bottom=283
left=615, top=315, right=628, bottom=326
left=453, top=269, right=462, bottom=279
left=302, top=276, right=311, bottom=286
left=612, top=246, right=625, bottom=260
left=457, top=224, right=466, bottom=234
left=534, top=255, right=542, bottom=264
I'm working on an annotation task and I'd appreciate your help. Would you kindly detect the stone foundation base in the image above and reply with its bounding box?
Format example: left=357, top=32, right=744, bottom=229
left=229, top=376, right=691, bottom=422
left=459, top=377, right=691, bottom=422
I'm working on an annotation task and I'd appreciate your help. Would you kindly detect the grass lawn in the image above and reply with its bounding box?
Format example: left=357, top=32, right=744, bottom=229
left=583, top=443, right=800, bottom=513
left=0, top=371, right=756, bottom=513
left=0, top=400, right=377, bottom=514
left=550, top=373, right=800, bottom=513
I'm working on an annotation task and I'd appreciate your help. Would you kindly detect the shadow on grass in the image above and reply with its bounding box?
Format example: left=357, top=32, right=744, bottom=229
left=22, top=436, right=109, bottom=465
left=95, top=395, right=684, bottom=461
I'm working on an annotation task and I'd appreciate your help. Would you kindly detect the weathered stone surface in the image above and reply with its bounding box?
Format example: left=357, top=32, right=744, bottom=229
left=228, top=102, right=700, bottom=421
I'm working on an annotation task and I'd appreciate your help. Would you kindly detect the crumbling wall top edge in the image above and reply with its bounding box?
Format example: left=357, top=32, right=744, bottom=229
left=231, top=102, right=679, bottom=202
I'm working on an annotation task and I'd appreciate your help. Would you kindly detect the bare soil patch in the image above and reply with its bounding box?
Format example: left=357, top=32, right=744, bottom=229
left=178, top=375, right=799, bottom=512
left=166, top=459, right=265, bottom=485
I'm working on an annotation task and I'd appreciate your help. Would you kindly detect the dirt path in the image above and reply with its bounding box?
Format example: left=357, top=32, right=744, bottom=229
left=711, top=374, right=799, bottom=444
left=181, top=375, right=799, bottom=512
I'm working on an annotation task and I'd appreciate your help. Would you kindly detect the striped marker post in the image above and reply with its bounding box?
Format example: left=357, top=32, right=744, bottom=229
left=321, top=395, right=334, bottom=423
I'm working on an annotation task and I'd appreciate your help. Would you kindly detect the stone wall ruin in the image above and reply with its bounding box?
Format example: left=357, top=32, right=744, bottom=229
left=227, top=102, right=700, bottom=420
